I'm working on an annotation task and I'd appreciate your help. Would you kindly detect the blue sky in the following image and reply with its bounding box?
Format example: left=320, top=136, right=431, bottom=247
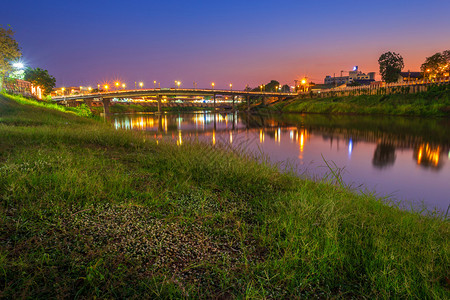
left=2, top=0, right=450, bottom=88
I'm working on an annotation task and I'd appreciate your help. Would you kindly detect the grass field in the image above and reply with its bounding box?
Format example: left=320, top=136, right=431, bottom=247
left=0, top=93, right=449, bottom=298
left=262, top=84, right=450, bottom=117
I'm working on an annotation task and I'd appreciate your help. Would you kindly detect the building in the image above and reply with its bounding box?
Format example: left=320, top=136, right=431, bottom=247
left=398, top=71, right=423, bottom=83
left=324, top=67, right=376, bottom=86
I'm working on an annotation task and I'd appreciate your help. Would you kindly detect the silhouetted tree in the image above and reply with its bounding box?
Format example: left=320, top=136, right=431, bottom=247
left=421, top=50, right=450, bottom=79
left=0, top=25, right=21, bottom=90
left=378, top=52, right=404, bottom=83
left=24, top=67, right=56, bottom=96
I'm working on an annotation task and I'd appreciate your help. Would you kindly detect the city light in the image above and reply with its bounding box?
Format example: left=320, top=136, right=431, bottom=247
left=211, top=82, right=215, bottom=89
left=139, top=82, right=143, bottom=88
left=122, top=83, right=126, bottom=89
left=12, top=62, right=24, bottom=69
left=104, top=85, right=109, bottom=90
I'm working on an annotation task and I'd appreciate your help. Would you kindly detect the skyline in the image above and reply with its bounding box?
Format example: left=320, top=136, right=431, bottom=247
left=2, top=0, right=450, bottom=89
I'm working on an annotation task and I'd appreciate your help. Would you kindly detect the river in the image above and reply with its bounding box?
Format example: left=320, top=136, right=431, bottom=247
left=111, top=111, right=450, bottom=214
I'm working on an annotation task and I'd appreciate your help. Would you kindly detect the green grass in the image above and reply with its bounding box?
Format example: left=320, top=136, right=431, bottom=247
left=0, top=93, right=449, bottom=298
left=264, top=84, right=450, bottom=117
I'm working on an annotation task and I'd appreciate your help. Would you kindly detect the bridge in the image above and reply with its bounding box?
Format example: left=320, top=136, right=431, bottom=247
left=51, top=88, right=295, bottom=114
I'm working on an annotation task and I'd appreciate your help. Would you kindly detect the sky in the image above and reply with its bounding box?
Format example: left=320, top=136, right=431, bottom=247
left=2, top=0, right=450, bottom=89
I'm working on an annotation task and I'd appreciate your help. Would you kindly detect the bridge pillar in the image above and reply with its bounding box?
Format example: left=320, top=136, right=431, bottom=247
left=213, top=93, right=216, bottom=110
left=247, top=95, right=250, bottom=112
left=232, top=95, right=236, bottom=112
left=102, top=98, right=110, bottom=115
left=157, top=95, right=162, bottom=113
left=262, top=96, right=266, bottom=105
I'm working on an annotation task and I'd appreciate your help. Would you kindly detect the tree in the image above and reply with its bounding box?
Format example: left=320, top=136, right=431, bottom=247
left=0, top=25, right=21, bottom=90
left=420, top=50, right=450, bottom=79
left=24, top=67, right=56, bottom=96
left=378, top=52, right=404, bottom=83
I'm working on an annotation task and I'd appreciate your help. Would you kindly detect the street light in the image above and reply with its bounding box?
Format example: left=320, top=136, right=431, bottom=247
left=122, top=83, right=126, bottom=89
left=115, top=82, right=120, bottom=90
left=139, top=82, right=143, bottom=89
left=61, top=87, right=65, bottom=96
left=154, top=80, right=156, bottom=88
left=230, top=83, right=232, bottom=91
left=104, top=85, right=109, bottom=91
left=88, top=87, right=92, bottom=93
left=211, top=82, right=215, bottom=90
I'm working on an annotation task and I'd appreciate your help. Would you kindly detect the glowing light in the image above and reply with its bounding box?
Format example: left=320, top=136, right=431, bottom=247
left=12, top=62, right=24, bottom=69
left=211, top=82, right=215, bottom=89
left=301, top=79, right=307, bottom=84
left=122, top=83, right=126, bottom=88
left=348, top=139, right=353, bottom=157
left=139, top=82, right=143, bottom=88
left=104, top=85, right=109, bottom=90
left=212, top=130, right=216, bottom=145
left=300, top=132, right=304, bottom=152
left=115, top=82, right=119, bottom=87
left=229, top=131, right=233, bottom=144
left=259, top=129, right=265, bottom=143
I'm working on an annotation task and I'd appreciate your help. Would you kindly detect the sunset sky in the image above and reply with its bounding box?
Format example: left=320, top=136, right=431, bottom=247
left=2, top=0, right=450, bottom=89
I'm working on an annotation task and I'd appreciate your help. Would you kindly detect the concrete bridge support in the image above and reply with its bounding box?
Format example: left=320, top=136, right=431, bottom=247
left=247, top=95, right=250, bottom=112
left=232, top=95, right=236, bottom=112
left=157, top=95, right=162, bottom=113
left=102, top=98, right=110, bottom=115
left=213, top=93, right=216, bottom=110
left=262, top=96, right=266, bottom=105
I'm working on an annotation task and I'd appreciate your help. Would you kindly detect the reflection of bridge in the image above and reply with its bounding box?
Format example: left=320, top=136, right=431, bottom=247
left=52, top=88, right=295, bottom=114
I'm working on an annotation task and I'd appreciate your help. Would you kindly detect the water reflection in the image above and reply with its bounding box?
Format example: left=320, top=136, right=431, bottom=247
left=112, top=112, right=450, bottom=212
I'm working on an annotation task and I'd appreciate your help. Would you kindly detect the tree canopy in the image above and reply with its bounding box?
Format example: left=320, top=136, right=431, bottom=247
left=420, top=50, right=450, bottom=79
left=0, top=25, right=21, bottom=89
left=24, top=67, right=56, bottom=96
left=378, top=52, right=404, bottom=83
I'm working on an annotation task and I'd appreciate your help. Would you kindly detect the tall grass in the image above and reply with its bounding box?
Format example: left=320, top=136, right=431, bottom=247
left=0, top=93, right=448, bottom=298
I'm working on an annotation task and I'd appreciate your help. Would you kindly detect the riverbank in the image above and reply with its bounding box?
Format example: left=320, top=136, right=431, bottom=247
left=259, top=84, right=450, bottom=117
left=1, top=93, right=448, bottom=298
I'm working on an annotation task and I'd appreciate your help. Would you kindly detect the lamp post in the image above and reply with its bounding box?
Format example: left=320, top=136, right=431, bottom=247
left=139, top=82, right=143, bottom=89
left=230, top=83, right=232, bottom=91
left=154, top=80, right=156, bottom=88
left=211, top=82, right=215, bottom=90
left=122, top=83, right=126, bottom=90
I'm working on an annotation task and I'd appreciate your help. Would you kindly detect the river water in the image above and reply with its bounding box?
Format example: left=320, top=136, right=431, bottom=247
left=111, top=112, right=450, bottom=214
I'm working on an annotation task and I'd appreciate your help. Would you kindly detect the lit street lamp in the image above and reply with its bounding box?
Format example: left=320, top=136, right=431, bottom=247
left=211, top=82, right=215, bottom=90
left=154, top=80, right=157, bottom=88
left=122, top=83, right=126, bottom=89
left=104, top=85, right=109, bottom=91
left=139, top=82, right=143, bottom=89
left=230, top=83, right=233, bottom=91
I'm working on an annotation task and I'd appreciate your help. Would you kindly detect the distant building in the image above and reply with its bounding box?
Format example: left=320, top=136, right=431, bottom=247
left=398, top=71, right=423, bottom=83
left=324, top=67, right=376, bottom=86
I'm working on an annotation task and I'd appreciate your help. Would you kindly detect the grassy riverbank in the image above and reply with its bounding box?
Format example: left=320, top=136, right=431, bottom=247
left=0, top=93, right=449, bottom=298
left=262, top=84, right=450, bottom=117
